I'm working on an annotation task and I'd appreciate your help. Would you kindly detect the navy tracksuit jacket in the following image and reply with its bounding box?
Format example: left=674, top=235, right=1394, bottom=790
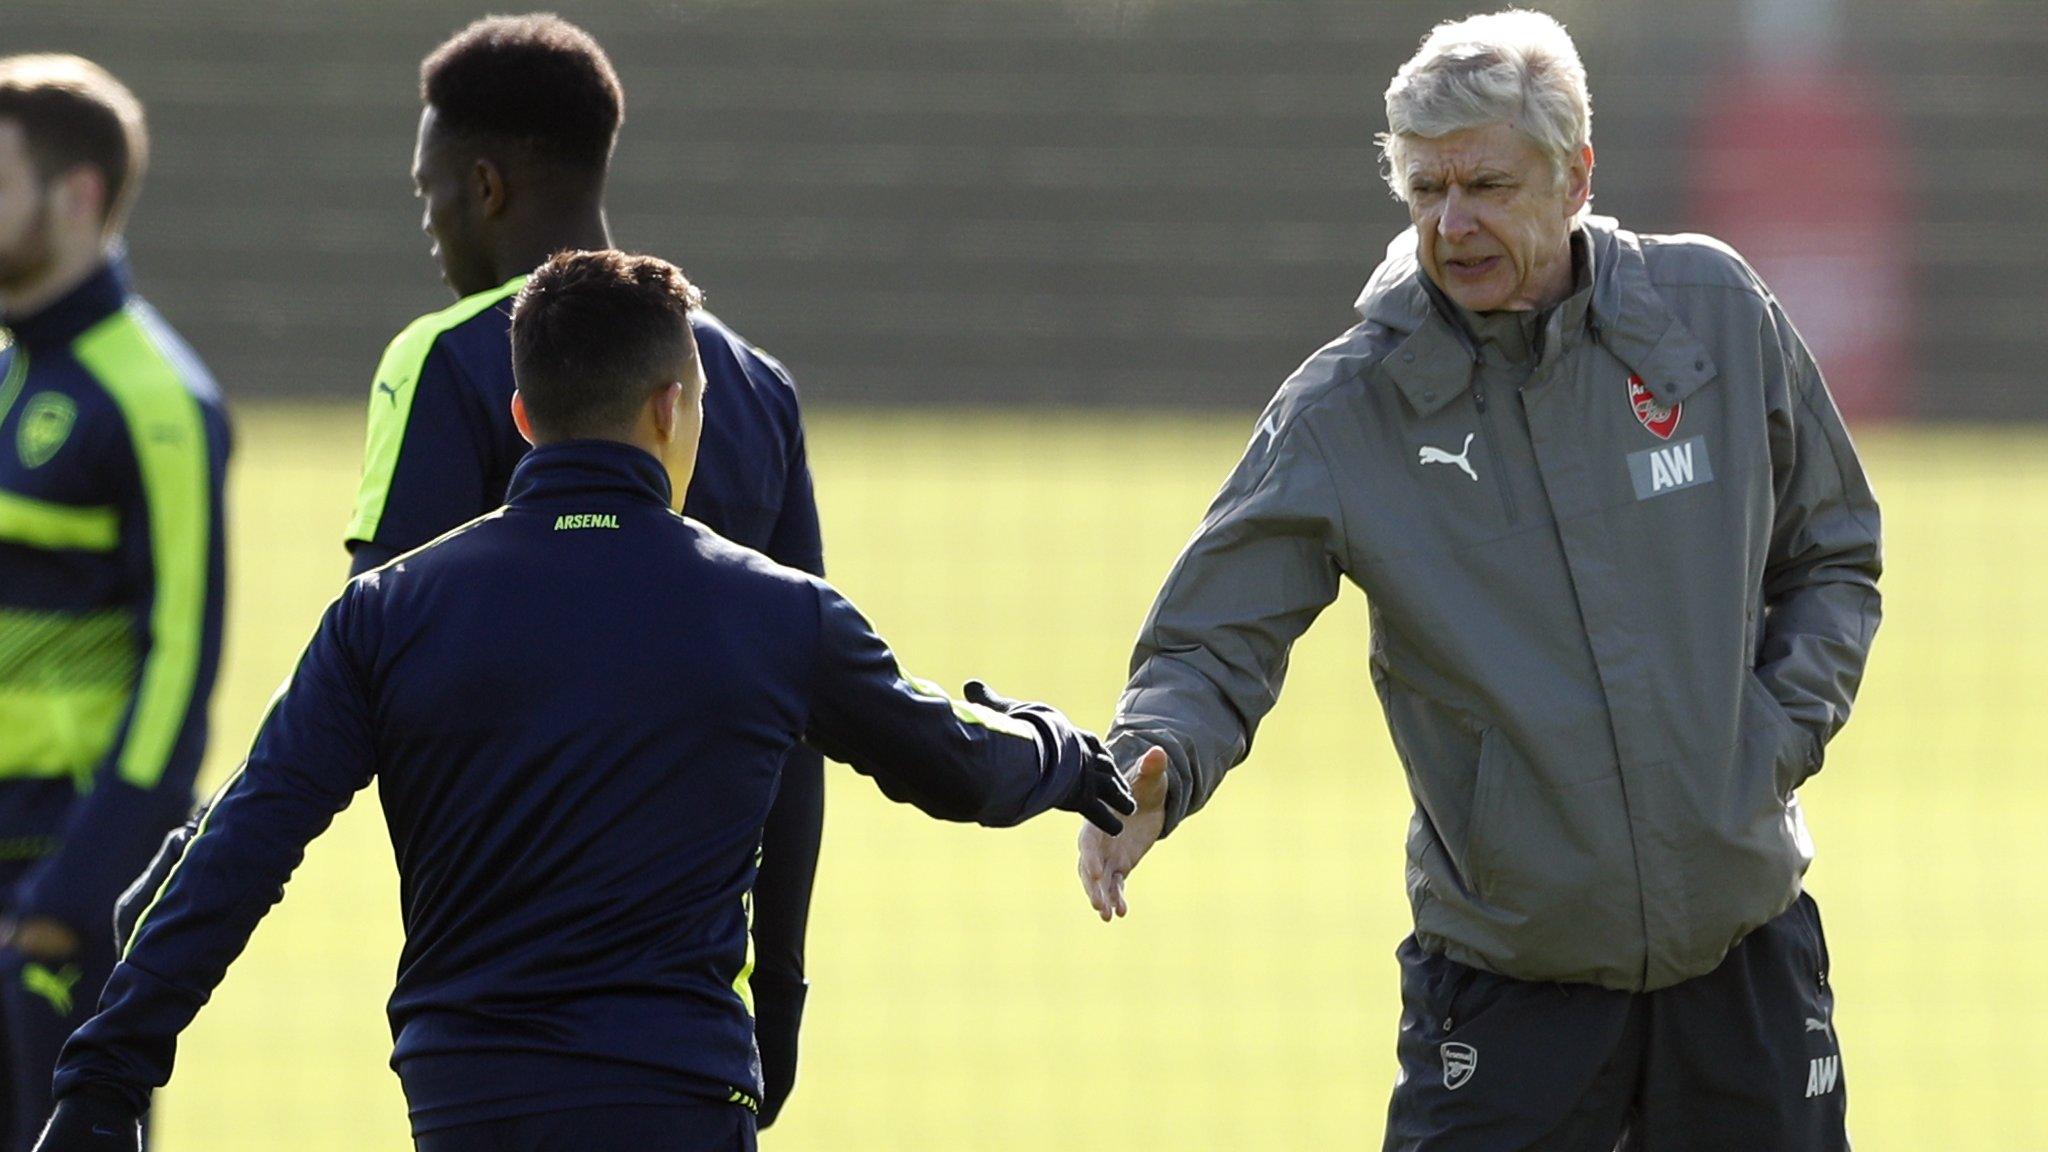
left=0, top=258, right=228, bottom=1150
left=0, top=259, right=228, bottom=938
left=53, top=441, right=1094, bottom=1135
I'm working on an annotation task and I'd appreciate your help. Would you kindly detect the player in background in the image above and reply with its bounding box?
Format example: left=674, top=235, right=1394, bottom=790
left=0, top=57, right=230, bottom=1152
left=117, top=14, right=825, bottom=1128
left=365, top=28, right=829, bottom=1123
left=37, top=250, right=1134, bottom=1152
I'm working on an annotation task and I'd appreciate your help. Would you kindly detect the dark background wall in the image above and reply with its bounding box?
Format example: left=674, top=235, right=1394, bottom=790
left=7, top=0, right=2042, bottom=418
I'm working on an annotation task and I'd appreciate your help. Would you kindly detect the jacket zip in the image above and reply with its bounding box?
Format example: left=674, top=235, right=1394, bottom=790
left=1471, top=384, right=1519, bottom=525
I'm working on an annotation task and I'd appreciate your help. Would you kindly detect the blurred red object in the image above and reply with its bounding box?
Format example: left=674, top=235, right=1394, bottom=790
left=1691, top=65, right=1912, bottom=422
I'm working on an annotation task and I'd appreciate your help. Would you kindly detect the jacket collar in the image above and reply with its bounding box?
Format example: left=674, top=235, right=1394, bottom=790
left=1585, top=223, right=1718, bottom=409
left=506, top=440, right=675, bottom=510
left=1, top=255, right=132, bottom=354
left=1355, top=217, right=1716, bottom=418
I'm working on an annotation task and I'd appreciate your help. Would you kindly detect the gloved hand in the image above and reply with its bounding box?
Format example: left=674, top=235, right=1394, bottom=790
left=753, top=972, right=808, bottom=1128
left=963, top=681, right=1135, bottom=836
left=32, top=1087, right=141, bottom=1152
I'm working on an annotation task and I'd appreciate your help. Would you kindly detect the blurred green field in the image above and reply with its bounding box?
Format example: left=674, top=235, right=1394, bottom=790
left=149, top=405, right=2045, bottom=1150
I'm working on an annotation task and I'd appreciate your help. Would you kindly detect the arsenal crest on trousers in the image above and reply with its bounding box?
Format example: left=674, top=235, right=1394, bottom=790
left=1629, top=374, right=1682, bottom=440
left=1440, top=1041, right=1478, bottom=1091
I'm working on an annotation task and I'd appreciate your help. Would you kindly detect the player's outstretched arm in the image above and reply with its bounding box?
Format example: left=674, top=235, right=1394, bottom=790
left=1082, top=394, right=1346, bottom=916
left=802, top=586, right=1132, bottom=833
left=1115, top=398, right=1345, bottom=828
left=1077, top=746, right=1170, bottom=921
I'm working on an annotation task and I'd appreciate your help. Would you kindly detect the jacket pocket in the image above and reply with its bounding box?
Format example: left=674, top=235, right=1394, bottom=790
left=1741, top=671, right=1815, bottom=798
left=1457, top=728, right=1621, bottom=907
left=1451, top=730, right=1640, bottom=980
left=1463, top=728, right=1508, bottom=900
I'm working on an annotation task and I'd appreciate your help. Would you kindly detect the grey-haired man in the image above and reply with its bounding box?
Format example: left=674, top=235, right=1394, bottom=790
left=1080, top=10, right=1879, bottom=1149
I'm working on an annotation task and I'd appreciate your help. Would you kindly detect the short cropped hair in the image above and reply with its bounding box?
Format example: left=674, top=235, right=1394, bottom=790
left=0, top=54, right=149, bottom=230
left=512, top=250, right=703, bottom=439
left=420, top=14, right=623, bottom=174
left=1379, top=9, right=1592, bottom=220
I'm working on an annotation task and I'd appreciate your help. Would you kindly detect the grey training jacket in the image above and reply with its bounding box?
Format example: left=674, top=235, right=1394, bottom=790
left=1111, top=217, right=1881, bottom=992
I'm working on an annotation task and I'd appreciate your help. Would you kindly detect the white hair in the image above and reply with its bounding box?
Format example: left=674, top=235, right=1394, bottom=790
left=1378, top=9, right=1593, bottom=219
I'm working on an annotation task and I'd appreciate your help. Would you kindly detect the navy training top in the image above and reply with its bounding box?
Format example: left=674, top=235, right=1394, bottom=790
left=0, top=257, right=230, bottom=935
left=54, top=441, right=1091, bottom=1135
left=343, top=275, right=821, bottom=577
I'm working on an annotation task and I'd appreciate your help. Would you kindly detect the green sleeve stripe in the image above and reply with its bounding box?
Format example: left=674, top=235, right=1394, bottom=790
left=346, top=275, right=527, bottom=543
left=0, top=489, right=118, bottom=551
left=118, top=766, right=235, bottom=959
left=72, top=308, right=213, bottom=789
left=905, top=675, right=1038, bottom=740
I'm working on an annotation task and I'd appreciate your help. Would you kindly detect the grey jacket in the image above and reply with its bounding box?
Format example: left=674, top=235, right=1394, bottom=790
left=1110, top=216, right=1881, bottom=992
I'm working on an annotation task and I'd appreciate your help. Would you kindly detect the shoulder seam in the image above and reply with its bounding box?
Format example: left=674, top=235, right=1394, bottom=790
left=352, top=506, right=508, bottom=577
left=1266, top=328, right=1379, bottom=440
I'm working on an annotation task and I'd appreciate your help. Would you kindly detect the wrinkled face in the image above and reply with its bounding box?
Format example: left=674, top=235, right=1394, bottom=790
left=0, top=120, right=58, bottom=293
left=412, top=105, right=495, bottom=297
left=1401, top=123, right=1590, bottom=313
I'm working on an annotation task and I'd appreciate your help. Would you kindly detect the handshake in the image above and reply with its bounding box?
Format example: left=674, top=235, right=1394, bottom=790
left=960, top=681, right=1173, bottom=923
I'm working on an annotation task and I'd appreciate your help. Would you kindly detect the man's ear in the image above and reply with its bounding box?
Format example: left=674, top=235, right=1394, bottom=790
left=50, top=166, right=109, bottom=234
left=649, top=381, right=684, bottom=442
left=1564, top=143, right=1595, bottom=218
left=473, top=157, right=508, bottom=220
left=511, top=390, right=537, bottom=446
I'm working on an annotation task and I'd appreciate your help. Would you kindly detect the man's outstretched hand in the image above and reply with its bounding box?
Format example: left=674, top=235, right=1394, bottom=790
left=1078, top=746, right=1169, bottom=921
left=961, top=681, right=1135, bottom=835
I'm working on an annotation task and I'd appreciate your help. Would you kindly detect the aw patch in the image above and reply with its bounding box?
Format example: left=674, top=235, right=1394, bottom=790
left=1627, top=435, right=1713, bottom=500
left=18, top=392, right=77, bottom=469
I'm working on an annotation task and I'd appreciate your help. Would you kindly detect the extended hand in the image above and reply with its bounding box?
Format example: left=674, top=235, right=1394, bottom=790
left=1077, top=746, right=1169, bottom=921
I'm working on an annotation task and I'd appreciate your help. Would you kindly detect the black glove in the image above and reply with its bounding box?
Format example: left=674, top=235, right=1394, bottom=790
left=963, top=681, right=1135, bottom=836
left=753, top=972, right=808, bottom=1128
left=33, top=1087, right=141, bottom=1152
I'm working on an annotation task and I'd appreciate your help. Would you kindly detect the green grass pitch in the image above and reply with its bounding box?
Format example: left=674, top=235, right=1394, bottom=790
left=146, top=405, right=2043, bottom=1149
